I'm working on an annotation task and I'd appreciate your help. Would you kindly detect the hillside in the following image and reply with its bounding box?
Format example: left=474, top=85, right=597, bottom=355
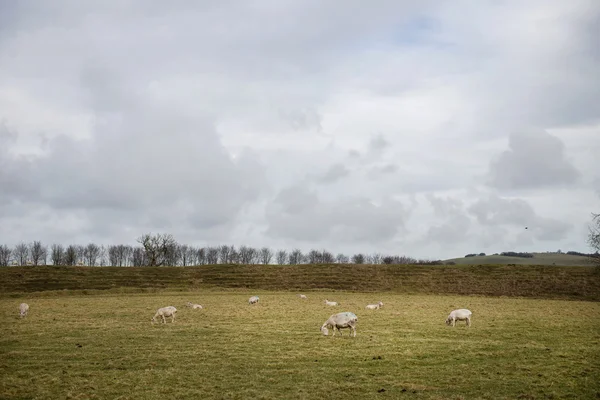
left=1, top=264, right=599, bottom=301
left=444, top=252, right=593, bottom=266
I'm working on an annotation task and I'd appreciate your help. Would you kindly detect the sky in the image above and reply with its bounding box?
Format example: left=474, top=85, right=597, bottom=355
left=0, top=0, right=599, bottom=260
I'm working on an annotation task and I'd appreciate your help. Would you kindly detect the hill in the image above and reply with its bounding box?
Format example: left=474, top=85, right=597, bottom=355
left=1, top=263, right=599, bottom=301
left=444, top=252, right=592, bottom=266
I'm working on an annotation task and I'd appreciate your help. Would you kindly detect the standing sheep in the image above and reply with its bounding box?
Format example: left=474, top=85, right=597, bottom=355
left=321, top=312, right=358, bottom=337
left=445, top=309, right=472, bottom=327
left=151, top=306, right=177, bottom=324
left=324, top=299, right=339, bottom=306
left=19, top=303, right=29, bottom=318
left=299, top=294, right=307, bottom=299
left=249, top=296, right=260, bottom=305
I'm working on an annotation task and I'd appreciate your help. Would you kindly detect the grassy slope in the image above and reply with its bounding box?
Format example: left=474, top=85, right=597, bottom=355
left=1, top=264, right=599, bottom=301
left=444, top=252, right=592, bottom=266
left=1, top=292, right=598, bottom=399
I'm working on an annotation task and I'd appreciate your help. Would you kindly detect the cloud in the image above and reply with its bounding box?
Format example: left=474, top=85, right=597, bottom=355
left=265, top=185, right=408, bottom=244
left=486, top=129, right=581, bottom=190
left=0, top=0, right=598, bottom=259
left=468, top=194, right=571, bottom=241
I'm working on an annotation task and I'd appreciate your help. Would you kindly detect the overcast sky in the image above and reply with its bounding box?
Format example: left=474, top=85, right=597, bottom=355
left=1, top=1, right=599, bottom=259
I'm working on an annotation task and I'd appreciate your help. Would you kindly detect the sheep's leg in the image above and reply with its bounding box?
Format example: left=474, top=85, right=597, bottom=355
left=352, top=326, right=356, bottom=337
left=466, top=317, right=471, bottom=327
left=452, top=319, right=455, bottom=327
left=161, top=315, right=166, bottom=324
left=172, top=314, right=176, bottom=323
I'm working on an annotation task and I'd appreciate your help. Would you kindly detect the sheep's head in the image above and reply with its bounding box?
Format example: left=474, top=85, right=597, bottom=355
left=378, top=301, right=384, bottom=307
left=320, top=324, right=329, bottom=336
left=445, top=316, right=452, bottom=326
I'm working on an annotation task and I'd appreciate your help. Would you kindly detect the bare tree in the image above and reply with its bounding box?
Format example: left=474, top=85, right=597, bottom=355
left=206, top=247, right=219, bottom=264
left=75, top=245, right=85, bottom=265
left=137, top=233, right=178, bottom=266
left=322, top=250, right=335, bottom=263
left=195, top=247, right=206, bottom=265
left=84, top=243, right=100, bottom=266
left=219, top=245, right=231, bottom=264
left=177, top=244, right=189, bottom=266
left=336, top=253, right=349, bottom=264
left=229, top=245, right=239, bottom=264
left=0, top=245, right=11, bottom=266
left=98, top=245, right=107, bottom=266
left=259, top=247, right=273, bottom=265
left=51, top=244, right=64, bottom=265
left=238, top=246, right=256, bottom=264
left=351, top=253, right=365, bottom=264
left=64, top=245, right=77, bottom=266
left=14, top=243, right=29, bottom=266
left=367, top=253, right=382, bottom=264
left=131, top=247, right=145, bottom=266
left=288, top=249, right=303, bottom=265
left=588, top=212, right=600, bottom=266
left=28, top=241, right=45, bottom=266
left=307, top=249, right=321, bottom=264
left=276, top=250, right=287, bottom=265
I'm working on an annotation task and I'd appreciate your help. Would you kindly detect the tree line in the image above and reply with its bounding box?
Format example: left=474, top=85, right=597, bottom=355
left=0, top=233, right=446, bottom=267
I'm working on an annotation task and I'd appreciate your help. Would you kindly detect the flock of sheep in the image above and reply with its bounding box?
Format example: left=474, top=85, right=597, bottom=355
left=143, top=294, right=473, bottom=336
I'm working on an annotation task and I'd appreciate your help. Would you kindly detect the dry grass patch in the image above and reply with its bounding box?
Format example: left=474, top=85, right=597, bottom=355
left=1, top=291, right=599, bottom=399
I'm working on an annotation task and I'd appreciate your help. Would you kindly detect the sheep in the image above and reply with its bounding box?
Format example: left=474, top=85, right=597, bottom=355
left=366, top=301, right=384, bottom=310
left=321, top=312, right=358, bottom=337
left=248, top=296, right=260, bottom=305
left=151, top=306, right=177, bottom=324
left=445, top=308, right=472, bottom=327
left=19, top=303, right=29, bottom=318
left=299, top=294, right=307, bottom=299
left=324, top=299, right=339, bottom=306
left=186, top=302, right=203, bottom=309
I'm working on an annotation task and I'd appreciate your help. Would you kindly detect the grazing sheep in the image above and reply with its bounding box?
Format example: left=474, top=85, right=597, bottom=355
left=186, top=302, right=204, bottom=309
left=19, top=303, right=29, bottom=318
left=366, top=301, right=384, bottom=310
left=324, top=299, right=339, bottom=306
left=321, top=312, right=358, bottom=337
left=299, top=294, right=307, bottom=299
left=151, top=306, right=177, bottom=324
left=249, top=296, right=260, bottom=305
left=445, top=308, right=472, bottom=327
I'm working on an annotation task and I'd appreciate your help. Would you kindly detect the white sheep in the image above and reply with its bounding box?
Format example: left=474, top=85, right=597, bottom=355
left=186, top=302, right=204, bottom=309
left=321, top=312, right=358, bottom=337
left=299, top=294, right=307, bottom=299
left=19, top=303, right=29, bottom=318
left=249, top=296, right=260, bottom=305
left=151, top=306, right=177, bottom=324
left=366, top=301, right=384, bottom=310
left=445, top=308, right=472, bottom=327
left=324, top=299, right=339, bottom=306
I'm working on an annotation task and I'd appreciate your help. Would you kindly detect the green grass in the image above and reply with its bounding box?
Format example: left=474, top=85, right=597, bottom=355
left=444, top=252, right=593, bottom=266
left=1, top=291, right=599, bottom=399
left=2, top=264, right=600, bottom=301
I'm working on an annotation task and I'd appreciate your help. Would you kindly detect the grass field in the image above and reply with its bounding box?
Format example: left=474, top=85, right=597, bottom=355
left=2, top=264, right=599, bottom=301
left=1, top=291, right=599, bottom=399
left=444, top=253, right=593, bottom=266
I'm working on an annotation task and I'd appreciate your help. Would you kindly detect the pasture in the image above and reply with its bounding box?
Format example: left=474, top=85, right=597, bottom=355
left=1, top=291, right=599, bottom=399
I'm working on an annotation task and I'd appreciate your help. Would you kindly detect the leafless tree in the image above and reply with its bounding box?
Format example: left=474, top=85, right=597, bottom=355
left=131, top=247, right=145, bottom=266
left=229, top=245, right=239, bottom=264
left=75, top=245, right=85, bottom=265
left=195, top=247, right=206, bottom=265
left=14, top=243, right=29, bottom=266
left=276, top=250, right=287, bottom=265
left=238, top=246, right=256, bottom=264
left=0, top=245, right=11, bottom=266
left=51, top=244, right=64, bottom=265
left=259, top=247, right=273, bottom=265
left=98, top=245, right=107, bottom=266
left=64, top=245, right=77, bottom=266
left=84, top=243, right=100, bottom=266
left=367, top=253, right=382, bottom=264
left=137, top=233, right=178, bottom=266
left=336, top=253, right=349, bottom=264
left=206, top=247, right=219, bottom=264
left=322, top=250, right=335, bottom=263
left=288, top=249, right=303, bottom=265
left=178, top=244, right=190, bottom=266
left=351, top=253, right=365, bottom=264
left=28, top=241, right=45, bottom=266
left=588, top=212, right=600, bottom=266
left=307, top=249, right=321, bottom=264
left=219, top=245, right=232, bottom=264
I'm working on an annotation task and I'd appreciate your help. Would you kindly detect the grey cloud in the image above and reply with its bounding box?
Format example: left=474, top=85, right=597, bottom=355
left=265, top=185, right=407, bottom=244
left=421, top=195, right=472, bottom=245
left=367, top=164, right=398, bottom=179
left=314, top=163, right=350, bottom=184
left=368, top=133, right=390, bottom=153
left=487, top=129, right=581, bottom=190
left=468, top=194, right=571, bottom=241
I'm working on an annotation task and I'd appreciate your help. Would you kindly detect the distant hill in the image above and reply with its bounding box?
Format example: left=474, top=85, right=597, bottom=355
left=444, top=252, right=593, bottom=266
